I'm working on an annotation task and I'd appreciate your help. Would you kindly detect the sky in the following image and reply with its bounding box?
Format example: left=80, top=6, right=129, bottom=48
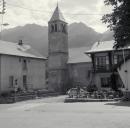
left=1, top=0, right=112, bottom=33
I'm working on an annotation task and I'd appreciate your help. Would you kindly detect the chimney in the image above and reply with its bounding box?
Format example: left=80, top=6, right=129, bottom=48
left=97, top=40, right=100, bottom=45
left=18, top=40, right=23, bottom=46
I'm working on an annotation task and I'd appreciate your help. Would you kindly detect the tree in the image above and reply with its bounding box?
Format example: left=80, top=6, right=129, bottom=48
left=102, top=0, right=130, bottom=48
left=110, top=73, right=118, bottom=91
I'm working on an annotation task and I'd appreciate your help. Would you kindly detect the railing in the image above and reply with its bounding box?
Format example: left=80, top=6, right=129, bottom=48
left=95, top=65, right=110, bottom=72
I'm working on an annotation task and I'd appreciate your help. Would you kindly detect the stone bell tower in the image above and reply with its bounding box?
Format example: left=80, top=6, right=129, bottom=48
left=48, top=5, right=68, bottom=92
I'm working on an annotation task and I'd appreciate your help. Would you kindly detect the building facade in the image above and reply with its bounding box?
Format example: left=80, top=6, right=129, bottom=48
left=86, top=41, right=130, bottom=90
left=117, top=52, right=130, bottom=99
left=68, top=48, right=92, bottom=88
left=48, top=5, right=69, bottom=92
left=0, top=40, right=47, bottom=94
left=68, top=62, right=92, bottom=88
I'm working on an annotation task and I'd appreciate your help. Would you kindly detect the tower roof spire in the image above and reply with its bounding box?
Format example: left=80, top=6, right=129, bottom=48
left=57, top=0, right=58, bottom=8
left=49, top=4, right=66, bottom=22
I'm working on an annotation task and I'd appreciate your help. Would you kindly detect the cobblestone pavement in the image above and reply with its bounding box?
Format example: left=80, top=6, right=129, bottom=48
left=0, top=96, right=130, bottom=128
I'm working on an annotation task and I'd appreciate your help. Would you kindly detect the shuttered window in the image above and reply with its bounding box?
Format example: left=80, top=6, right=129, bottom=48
left=9, top=76, right=14, bottom=88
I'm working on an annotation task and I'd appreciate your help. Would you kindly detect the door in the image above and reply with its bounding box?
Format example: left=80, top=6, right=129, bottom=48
left=23, top=75, right=27, bottom=90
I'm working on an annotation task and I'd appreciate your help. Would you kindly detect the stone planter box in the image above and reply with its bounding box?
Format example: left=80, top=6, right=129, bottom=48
left=64, top=98, right=121, bottom=103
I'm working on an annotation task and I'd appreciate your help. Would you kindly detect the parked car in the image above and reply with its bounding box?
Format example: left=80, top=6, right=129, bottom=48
left=67, top=88, right=87, bottom=98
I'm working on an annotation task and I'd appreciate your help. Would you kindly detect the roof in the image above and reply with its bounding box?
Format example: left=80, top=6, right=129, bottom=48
left=0, top=40, right=46, bottom=59
left=49, top=5, right=66, bottom=22
left=86, top=40, right=114, bottom=54
left=68, top=47, right=91, bottom=64
left=86, top=40, right=130, bottom=54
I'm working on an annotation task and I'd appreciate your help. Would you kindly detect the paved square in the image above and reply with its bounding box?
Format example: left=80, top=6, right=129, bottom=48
left=0, top=96, right=130, bottom=128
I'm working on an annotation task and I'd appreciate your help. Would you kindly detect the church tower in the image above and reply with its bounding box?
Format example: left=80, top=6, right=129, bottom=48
left=48, top=5, right=68, bottom=92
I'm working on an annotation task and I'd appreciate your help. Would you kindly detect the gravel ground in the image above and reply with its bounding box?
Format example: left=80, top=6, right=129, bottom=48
left=0, top=95, right=130, bottom=128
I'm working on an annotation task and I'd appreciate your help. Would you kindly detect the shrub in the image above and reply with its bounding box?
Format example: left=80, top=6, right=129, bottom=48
left=87, top=84, right=98, bottom=92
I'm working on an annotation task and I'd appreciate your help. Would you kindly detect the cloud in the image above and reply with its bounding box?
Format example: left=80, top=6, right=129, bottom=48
left=3, top=0, right=111, bottom=32
left=60, top=0, right=111, bottom=32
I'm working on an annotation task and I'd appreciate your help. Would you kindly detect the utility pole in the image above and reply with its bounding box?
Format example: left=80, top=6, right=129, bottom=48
left=0, top=0, right=6, bottom=40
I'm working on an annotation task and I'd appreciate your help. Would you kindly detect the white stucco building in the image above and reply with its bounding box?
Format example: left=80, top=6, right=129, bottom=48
left=0, top=40, right=47, bottom=94
left=117, top=53, right=130, bottom=99
left=86, top=40, right=130, bottom=90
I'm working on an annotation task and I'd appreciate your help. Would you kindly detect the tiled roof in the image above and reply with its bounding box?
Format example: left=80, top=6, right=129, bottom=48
left=49, top=5, right=66, bottom=22
left=86, top=40, right=130, bottom=54
left=86, top=40, right=114, bottom=54
left=68, top=47, right=91, bottom=64
left=0, top=40, right=46, bottom=59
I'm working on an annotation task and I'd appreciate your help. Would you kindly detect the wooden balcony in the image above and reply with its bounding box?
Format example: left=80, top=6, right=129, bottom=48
left=95, top=65, right=111, bottom=73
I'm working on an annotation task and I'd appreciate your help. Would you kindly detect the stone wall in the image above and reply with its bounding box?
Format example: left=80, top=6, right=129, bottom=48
left=68, top=62, right=92, bottom=88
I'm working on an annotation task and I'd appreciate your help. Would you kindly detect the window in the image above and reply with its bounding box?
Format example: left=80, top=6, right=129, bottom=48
left=55, top=24, right=57, bottom=32
left=50, top=23, right=67, bottom=33
left=62, top=24, right=66, bottom=33
left=118, top=55, right=123, bottom=62
left=23, top=75, right=27, bottom=90
left=114, top=50, right=130, bottom=64
left=96, top=56, right=106, bottom=66
left=95, top=56, right=109, bottom=70
left=23, top=59, right=27, bottom=70
left=9, top=76, right=14, bottom=88
left=114, top=55, right=123, bottom=64
left=51, top=24, right=54, bottom=33
left=114, top=55, right=118, bottom=64
left=101, top=77, right=110, bottom=88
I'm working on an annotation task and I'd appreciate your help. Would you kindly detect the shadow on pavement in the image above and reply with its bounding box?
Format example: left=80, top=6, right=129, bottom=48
left=105, top=101, right=130, bottom=107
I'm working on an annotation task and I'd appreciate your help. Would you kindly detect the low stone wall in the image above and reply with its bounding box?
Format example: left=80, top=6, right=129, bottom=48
left=64, top=98, right=121, bottom=103
left=0, top=92, right=62, bottom=104
left=124, top=91, right=130, bottom=100
left=0, top=94, right=36, bottom=104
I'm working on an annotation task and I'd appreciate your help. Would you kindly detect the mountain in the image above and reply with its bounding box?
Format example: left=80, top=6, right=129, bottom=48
left=101, top=30, right=114, bottom=41
left=2, top=24, right=48, bottom=56
left=1, top=22, right=113, bottom=56
left=68, top=22, right=102, bottom=48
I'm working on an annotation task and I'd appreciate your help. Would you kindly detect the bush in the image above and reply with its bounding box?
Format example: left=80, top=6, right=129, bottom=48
left=0, top=92, right=11, bottom=97
left=87, top=84, right=98, bottom=92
